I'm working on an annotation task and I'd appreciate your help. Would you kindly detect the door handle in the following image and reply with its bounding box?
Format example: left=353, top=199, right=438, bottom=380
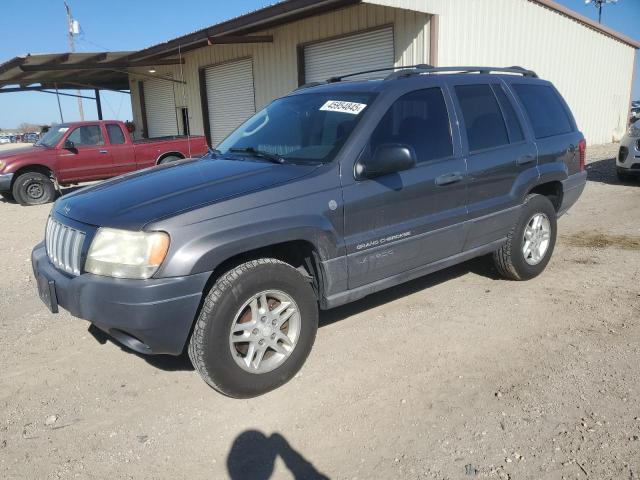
left=99, top=150, right=109, bottom=154
left=435, top=172, right=463, bottom=186
left=516, top=154, right=535, bottom=165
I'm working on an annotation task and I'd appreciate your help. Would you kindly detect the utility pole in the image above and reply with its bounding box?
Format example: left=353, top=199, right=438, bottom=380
left=64, top=1, right=84, bottom=120
left=585, top=0, right=618, bottom=24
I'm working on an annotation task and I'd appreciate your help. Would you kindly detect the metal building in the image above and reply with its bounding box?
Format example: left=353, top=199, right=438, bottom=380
left=125, top=0, right=637, bottom=145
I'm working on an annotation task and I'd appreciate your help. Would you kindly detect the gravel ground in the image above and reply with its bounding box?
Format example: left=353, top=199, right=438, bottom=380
left=1, top=143, right=639, bottom=480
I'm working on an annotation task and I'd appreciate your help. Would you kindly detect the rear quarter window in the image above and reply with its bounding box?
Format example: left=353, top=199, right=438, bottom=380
left=512, top=84, right=573, bottom=139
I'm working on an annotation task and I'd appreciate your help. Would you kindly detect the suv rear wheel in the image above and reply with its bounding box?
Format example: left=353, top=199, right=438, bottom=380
left=188, top=258, right=318, bottom=398
left=493, top=194, right=557, bottom=280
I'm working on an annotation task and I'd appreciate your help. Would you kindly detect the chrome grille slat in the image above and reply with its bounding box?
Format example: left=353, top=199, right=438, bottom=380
left=44, top=217, right=85, bottom=276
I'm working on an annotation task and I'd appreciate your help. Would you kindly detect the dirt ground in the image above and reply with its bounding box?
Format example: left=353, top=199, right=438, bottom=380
left=0, top=143, right=639, bottom=480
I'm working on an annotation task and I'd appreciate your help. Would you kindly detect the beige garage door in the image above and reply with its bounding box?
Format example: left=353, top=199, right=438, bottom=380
left=205, top=58, right=256, bottom=146
left=144, top=77, right=178, bottom=138
left=303, top=26, right=395, bottom=83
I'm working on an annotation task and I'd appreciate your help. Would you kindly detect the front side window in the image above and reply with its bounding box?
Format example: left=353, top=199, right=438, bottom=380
left=67, top=125, right=104, bottom=147
left=217, top=92, right=376, bottom=164
left=370, top=88, right=453, bottom=163
left=106, top=124, right=126, bottom=145
left=455, top=84, right=509, bottom=152
left=512, top=84, right=573, bottom=139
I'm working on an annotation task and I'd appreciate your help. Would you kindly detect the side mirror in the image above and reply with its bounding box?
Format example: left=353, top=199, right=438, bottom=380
left=63, top=139, right=75, bottom=150
left=355, top=144, right=416, bottom=180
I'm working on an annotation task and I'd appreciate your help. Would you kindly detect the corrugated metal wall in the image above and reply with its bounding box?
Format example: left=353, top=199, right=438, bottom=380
left=374, top=0, right=635, bottom=144
left=129, top=3, right=430, bottom=140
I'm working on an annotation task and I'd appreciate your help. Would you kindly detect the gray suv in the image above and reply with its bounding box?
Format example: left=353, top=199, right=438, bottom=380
left=32, top=66, right=587, bottom=398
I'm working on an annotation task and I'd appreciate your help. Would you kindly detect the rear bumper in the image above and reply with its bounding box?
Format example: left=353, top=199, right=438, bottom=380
left=0, top=172, right=13, bottom=192
left=558, top=170, right=587, bottom=217
left=31, top=242, right=210, bottom=355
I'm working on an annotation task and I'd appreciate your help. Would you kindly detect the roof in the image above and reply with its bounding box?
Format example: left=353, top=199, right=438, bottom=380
left=0, top=51, right=183, bottom=93
left=129, top=0, right=638, bottom=61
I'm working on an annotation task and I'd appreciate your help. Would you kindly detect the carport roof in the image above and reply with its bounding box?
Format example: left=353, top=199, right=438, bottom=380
left=0, top=51, right=184, bottom=93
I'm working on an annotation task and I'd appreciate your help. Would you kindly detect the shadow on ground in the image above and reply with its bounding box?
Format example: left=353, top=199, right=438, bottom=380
left=87, top=254, right=498, bottom=372
left=227, top=430, right=329, bottom=480
left=586, top=157, right=639, bottom=186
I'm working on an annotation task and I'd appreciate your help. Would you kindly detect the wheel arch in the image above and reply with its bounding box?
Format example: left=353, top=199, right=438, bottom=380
left=11, top=164, right=56, bottom=188
left=527, top=180, right=564, bottom=212
left=156, top=151, right=185, bottom=165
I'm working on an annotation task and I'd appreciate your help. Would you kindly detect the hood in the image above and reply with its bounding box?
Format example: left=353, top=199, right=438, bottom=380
left=55, top=158, right=318, bottom=230
left=0, top=146, right=49, bottom=163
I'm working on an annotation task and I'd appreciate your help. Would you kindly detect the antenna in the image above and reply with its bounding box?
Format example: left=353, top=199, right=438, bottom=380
left=584, top=0, right=618, bottom=24
left=64, top=1, right=84, bottom=120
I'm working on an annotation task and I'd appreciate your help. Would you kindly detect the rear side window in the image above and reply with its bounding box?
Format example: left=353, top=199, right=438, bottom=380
left=512, top=84, right=573, bottom=138
left=370, top=88, right=453, bottom=163
left=455, top=84, right=509, bottom=152
left=491, top=84, right=524, bottom=142
left=106, top=124, right=126, bottom=145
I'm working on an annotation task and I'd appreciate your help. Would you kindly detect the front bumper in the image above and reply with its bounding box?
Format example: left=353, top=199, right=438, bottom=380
left=617, top=135, right=640, bottom=170
left=31, top=242, right=210, bottom=355
left=558, top=170, right=587, bottom=216
left=0, top=172, right=13, bottom=192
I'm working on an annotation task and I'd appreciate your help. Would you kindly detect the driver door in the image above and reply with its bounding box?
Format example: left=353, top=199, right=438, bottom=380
left=341, top=87, right=468, bottom=289
left=57, top=124, right=113, bottom=182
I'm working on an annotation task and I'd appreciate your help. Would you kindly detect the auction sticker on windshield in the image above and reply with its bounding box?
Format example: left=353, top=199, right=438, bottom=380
left=320, top=100, right=367, bottom=115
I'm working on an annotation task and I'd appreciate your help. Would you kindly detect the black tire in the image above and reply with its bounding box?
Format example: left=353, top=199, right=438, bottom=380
left=493, top=194, right=557, bottom=281
left=188, top=258, right=318, bottom=398
left=158, top=155, right=181, bottom=165
left=12, top=171, right=56, bottom=205
left=0, top=192, right=15, bottom=202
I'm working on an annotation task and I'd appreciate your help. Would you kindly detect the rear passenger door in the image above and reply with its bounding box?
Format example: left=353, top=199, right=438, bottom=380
left=450, top=80, right=537, bottom=250
left=342, top=86, right=468, bottom=289
left=105, top=123, right=136, bottom=175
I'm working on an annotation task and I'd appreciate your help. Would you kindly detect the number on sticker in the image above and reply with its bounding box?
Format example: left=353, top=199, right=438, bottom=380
left=320, top=100, right=367, bottom=115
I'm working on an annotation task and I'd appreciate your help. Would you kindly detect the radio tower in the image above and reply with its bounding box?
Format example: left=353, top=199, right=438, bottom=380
left=64, top=1, right=84, bottom=120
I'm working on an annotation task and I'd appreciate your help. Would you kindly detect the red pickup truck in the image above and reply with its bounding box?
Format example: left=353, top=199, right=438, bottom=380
left=0, top=120, right=208, bottom=205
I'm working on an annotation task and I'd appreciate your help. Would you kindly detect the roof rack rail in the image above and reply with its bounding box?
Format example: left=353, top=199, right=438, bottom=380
left=326, top=64, right=433, bottom=83
left=385, top=65, right=538, bottom=80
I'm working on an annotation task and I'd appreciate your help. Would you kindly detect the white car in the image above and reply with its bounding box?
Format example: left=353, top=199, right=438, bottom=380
left=0, top=137, right=10, bottom=144
left=617, top=121, right=640, bottom=181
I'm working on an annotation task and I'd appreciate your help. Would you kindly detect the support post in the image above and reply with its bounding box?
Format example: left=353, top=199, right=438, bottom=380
left=95, top=89, right=103, bottom=120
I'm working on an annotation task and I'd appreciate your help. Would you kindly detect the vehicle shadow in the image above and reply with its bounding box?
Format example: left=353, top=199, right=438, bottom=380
left=585, top=157, right=638, bottom=186
left=320, top=254, right=499, bottom=328
left=87, top=255, right=499, bottom=372
left=227, top=430, right=329, bottom=480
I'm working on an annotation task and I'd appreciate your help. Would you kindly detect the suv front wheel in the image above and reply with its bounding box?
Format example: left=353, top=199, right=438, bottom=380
left=493, top=194, right=557, bottom=281
left=188, top=258, right=318, bottom=398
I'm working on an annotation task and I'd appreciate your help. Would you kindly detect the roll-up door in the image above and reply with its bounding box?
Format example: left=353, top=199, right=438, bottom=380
left=303, top=26, right=395, bottom=83
left=204, top=58, right=256, bottom=146
left=143, top=77, right=178, bottom=138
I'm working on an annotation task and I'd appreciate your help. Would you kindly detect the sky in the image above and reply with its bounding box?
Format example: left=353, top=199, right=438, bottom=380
left=0, top=0, right=638, bottom=130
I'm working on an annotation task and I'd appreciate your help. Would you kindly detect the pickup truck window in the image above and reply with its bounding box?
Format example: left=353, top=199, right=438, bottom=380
left=67, top=125, right=105, bottom=147
left=370, top=88, right=453, bottom=163
left=217, top=92, right=376, bottom=164
left=106, top=124, right=126, bottom=145
left=36, top=125, right=70, bottom=147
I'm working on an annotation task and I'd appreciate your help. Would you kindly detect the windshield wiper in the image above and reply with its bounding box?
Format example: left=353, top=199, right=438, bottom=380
left=229, top=147, right=286, bottom=164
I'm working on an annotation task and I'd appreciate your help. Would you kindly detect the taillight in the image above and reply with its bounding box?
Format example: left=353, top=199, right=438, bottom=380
left=578, top=139, right=586, bottom=171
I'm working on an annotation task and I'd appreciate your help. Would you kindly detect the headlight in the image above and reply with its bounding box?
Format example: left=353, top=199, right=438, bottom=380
left=85, top=228, right=170, bottom=279
left=628, top=122, right=640, bottom=138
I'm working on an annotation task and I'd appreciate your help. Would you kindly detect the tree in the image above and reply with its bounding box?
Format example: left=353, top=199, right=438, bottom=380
left=17, top=122, right=40, bottom=134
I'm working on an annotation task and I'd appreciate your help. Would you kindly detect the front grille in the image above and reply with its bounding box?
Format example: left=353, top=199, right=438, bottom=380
left=45, top=217, right=85, bottom=275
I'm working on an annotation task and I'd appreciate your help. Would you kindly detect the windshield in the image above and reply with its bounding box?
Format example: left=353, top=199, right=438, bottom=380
left=36, top=125, right=70, bottom=147
left=216, top=92, right=376, bottom=164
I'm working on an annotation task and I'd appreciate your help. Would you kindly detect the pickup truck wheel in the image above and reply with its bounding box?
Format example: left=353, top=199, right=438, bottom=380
left=493, top=194, right=557, bottom=281
left=158, top=155, right=181, bottom=165
left=188, top=258, right=318, bottom=398
left=12, top=172, right=56, bottom=205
